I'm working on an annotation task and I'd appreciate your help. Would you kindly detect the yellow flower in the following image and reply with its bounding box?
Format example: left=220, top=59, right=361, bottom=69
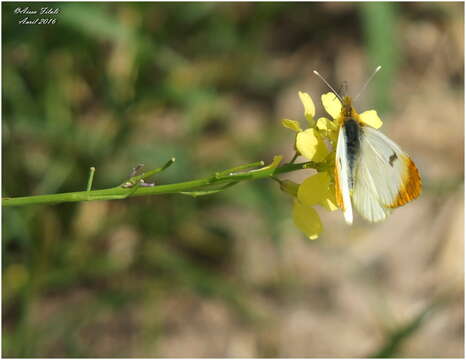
left=280, top=172, right=338, bottom=240
left=281, top=91, right=329, bottom=162
left=277, top=177, right=322, bottom=239
left=291, top=172, right=338, bottom=240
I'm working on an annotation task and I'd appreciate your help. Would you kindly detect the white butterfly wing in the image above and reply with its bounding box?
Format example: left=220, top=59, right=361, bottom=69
left=351, top=145, right=392, bottom=223
left=335, top=126, right=353, bottom=224
left=352, top=126, right=421, bottom=222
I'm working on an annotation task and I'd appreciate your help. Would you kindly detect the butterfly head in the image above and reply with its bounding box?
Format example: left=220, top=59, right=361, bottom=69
left=342, top=96, right=355, bottom=118
left=313, top=67, right=381, bottom=122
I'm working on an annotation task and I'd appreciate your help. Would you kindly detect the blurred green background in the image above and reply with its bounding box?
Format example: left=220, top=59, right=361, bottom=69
left=3, top=2, right=464, bottom=357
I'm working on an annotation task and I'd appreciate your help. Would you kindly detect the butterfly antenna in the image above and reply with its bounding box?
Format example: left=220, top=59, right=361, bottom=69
left=313, top=70, right=343, bottom=102
left=354, top=65, right=382, bottom=102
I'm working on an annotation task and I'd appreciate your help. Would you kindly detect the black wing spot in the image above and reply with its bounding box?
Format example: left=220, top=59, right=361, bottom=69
left=389, top=153, right=398, bottom=167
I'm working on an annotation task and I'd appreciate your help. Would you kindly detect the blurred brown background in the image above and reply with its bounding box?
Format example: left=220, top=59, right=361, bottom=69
left=3, top=2, right=464, bottom=357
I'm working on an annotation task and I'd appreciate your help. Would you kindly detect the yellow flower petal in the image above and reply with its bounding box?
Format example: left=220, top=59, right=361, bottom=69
left=359, top=110, right=383, bottom=129
left=316, top=117, right=337, bottom=132
left=316, top=117, right=339, bottom=142
left=281, top=118, right=303, bottom=132
left=320, top=191, right=339, bottom=211
left=321, top=92, right=342, bottom=120
left=261, top=155, right=283, bottom=170
left=292, top=199, right=322, bottom=240
left=295, top=129, right=329, bottom=162
left=297, top=172, right=330, bottom=207
left=298, top=91, right=316, bottom=126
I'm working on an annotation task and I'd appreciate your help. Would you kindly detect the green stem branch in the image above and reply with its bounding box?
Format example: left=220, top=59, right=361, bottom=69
left=289, top=152, right=299, bottom=164
left=86, top=167, right=96, bottom=192
left=3, top=160, right=314, bottom=207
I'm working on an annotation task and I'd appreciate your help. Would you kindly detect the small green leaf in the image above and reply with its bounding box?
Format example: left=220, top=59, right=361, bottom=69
left=180, top=190, right=224, bottom=197
left=180, top=182, right=239, bottom=197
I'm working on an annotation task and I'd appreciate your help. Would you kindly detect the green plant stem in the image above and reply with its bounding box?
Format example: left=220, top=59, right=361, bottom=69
left=3, top=161, right=315, bottom=207
left=289, top=152, right=299, bottom=164
left=86, top=167, right=96, bottom=191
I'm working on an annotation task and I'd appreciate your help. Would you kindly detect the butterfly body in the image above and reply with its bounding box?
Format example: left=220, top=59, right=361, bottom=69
left=342, top=117, right=361, bottom=187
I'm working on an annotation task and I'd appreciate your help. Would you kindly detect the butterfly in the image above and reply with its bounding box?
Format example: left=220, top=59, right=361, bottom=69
left=315, top=68, right=422, bottom=224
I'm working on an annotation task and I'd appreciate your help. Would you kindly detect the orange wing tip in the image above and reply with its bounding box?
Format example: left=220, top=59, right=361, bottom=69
left=387, top=155, right=422, bottom=209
